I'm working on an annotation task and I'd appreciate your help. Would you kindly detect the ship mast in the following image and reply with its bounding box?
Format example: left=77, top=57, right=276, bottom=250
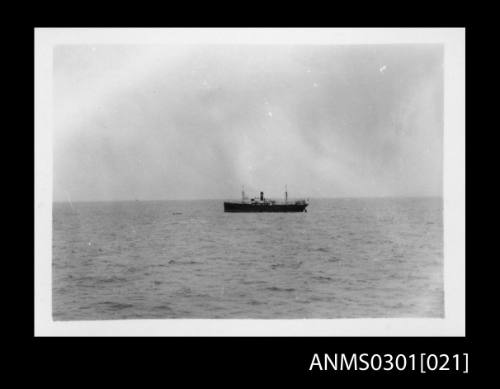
left=242, top=185, right=245, bottom=202
left=285, top=185, right=288, bottom=203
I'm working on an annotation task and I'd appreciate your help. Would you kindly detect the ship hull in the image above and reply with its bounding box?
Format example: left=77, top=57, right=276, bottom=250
left=224, top=202, right=308, bottom=213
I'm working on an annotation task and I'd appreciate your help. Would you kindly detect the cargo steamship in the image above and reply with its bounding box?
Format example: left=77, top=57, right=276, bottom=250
left=224, top=187, right=308, bottom=213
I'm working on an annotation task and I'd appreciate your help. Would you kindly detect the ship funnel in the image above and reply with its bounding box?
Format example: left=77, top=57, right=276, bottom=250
left=260, top=191, right=264, bottom=201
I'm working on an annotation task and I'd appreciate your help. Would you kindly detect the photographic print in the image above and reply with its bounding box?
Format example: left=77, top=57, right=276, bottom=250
left=35, top=28, right=465, bottom=335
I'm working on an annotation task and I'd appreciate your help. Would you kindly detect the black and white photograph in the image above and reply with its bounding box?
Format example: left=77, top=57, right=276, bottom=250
left=34, top=28, right=465, bottom=336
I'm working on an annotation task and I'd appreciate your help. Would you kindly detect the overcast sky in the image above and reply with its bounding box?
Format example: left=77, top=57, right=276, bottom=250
left=53, top=44, right=443, bottom=201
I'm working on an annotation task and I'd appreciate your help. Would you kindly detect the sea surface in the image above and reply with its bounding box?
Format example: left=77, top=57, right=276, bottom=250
left=52, top=198, right=443, bottom=320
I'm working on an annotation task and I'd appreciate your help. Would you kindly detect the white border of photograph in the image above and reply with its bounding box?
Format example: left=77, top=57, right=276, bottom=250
left=35, top=28, right=465, bottom=336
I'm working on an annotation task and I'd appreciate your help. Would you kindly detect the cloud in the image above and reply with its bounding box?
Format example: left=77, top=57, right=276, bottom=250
left=53, top=44, right=443, bottom=201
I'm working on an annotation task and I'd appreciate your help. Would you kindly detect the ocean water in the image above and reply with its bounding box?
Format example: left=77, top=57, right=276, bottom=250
left=52, top=198, right=443, bottom=320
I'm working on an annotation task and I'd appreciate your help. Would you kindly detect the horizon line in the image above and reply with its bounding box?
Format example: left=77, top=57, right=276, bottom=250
left=52, top=195, right=443, bottom=203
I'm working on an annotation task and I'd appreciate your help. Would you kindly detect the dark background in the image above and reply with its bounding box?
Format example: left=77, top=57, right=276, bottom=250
left=24, top=6, right=477, bottom=383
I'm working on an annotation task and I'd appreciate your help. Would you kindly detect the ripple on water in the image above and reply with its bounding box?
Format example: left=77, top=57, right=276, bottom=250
left=52, top=198, right=444, bottom=319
